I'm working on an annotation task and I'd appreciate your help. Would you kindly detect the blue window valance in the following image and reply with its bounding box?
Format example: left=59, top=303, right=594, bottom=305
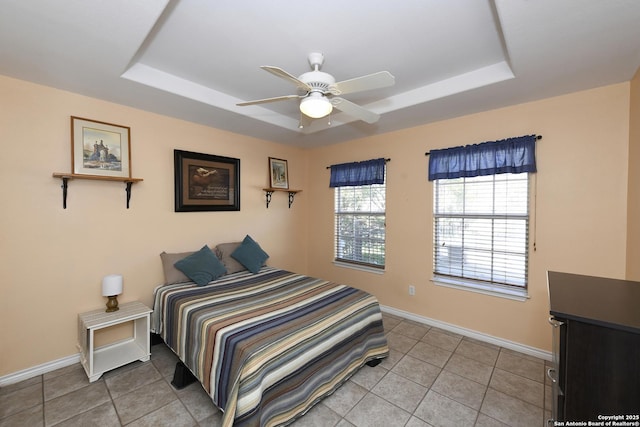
left=428, top=135, right=537, bottom=181
left=330, top=158, right=386, bottom=187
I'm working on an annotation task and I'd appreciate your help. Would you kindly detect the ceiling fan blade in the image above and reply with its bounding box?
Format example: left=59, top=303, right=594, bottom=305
left=331, top=97, right=380, bottom=124
left=261, top=66, right=312, bottom=92
left=237, top=94, right=301, bottom=106
left=330, top=71, right=395, bottom=96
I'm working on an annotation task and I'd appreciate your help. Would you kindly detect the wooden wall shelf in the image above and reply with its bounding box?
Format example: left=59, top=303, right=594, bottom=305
left=53, top=173, right=143, bottom=209
left=262, top=188, right=301, bottom=208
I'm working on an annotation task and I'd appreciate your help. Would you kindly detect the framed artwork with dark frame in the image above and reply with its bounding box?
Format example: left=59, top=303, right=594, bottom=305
left=71, top=116, right=132, bottom=178
left=174, top=150, right=240, bottom=212
left=268, top=157, right=289, bottom=189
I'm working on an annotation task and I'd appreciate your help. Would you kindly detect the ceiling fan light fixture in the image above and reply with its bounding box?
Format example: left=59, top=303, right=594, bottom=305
left=300, top=92, right=332, bottom=119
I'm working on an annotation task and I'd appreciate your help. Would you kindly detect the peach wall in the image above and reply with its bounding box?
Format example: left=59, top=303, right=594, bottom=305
left=626, top=68, right=640, bottom=280
left=1, top=74, right=634, bottom=378
left=306, top=83, right=631, bottom=352
left=0, top=75, right=309, bottom=376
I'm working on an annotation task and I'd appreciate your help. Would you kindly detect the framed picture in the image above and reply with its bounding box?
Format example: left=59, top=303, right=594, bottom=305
left=174, top=150, right=240, bottom=212
left=268, top=157, right=289, bottom=189
left=71, top=116, right=131, bottom=178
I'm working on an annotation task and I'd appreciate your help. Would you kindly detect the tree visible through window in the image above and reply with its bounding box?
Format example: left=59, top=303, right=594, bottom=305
left=334, top=183, right=386, bottom=268
left=433, top=173, right=529, bottom=291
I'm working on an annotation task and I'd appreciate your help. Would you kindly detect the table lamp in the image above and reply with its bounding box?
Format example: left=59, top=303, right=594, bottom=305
left=102, top=274, right=123, bottom=312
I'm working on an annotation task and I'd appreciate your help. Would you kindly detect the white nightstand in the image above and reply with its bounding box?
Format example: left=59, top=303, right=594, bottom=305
left=77, top=301, right=152, bottom=382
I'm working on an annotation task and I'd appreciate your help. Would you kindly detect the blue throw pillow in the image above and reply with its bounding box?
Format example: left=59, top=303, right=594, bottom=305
left=174, top=245, right=227, bottom=286
left=231, top=235, right=269, bottom=274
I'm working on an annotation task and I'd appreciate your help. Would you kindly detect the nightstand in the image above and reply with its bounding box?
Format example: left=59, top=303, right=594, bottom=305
left=77, top=301, right=152, bottom=382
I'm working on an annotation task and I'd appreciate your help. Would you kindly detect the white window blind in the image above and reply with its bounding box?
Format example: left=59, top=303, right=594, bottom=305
left=334, top=183, right=386, bottom=268
left=433, top=173, right=529, bottom=289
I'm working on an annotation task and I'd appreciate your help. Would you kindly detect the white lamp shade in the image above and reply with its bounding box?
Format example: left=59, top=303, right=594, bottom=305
left=102, top=274, right=123, bottom=296
left=300, top=93, right=332, bottom=119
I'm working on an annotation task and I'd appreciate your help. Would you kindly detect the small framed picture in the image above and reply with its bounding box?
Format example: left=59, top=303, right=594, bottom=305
left=71, top=116, right=131, bottom=178
left=269, top=157, right=289, bottom=189
left=174, top=149, right=240, bottom=212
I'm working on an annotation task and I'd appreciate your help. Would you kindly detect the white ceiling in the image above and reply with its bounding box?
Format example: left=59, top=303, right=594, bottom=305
left=2, top=0, right=640, bottom=147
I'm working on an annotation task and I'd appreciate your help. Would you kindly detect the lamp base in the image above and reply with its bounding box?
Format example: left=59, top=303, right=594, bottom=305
left=105, top=295, right=119, bottom=312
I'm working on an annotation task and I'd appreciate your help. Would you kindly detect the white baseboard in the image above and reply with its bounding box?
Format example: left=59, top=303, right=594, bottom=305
left=381, top=305, right=552, bottom=361
left=0, top=353, right=80, bottom=387
left=1, top=306, right=551, bottom=387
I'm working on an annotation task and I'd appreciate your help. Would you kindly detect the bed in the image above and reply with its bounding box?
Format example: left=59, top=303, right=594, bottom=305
left=151, top=266, right=389, bottom=427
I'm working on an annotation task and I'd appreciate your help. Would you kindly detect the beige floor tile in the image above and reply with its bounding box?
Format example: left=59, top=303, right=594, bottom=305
left=174, top=381, right=218, bottom=422
left=372, top=371, right=428, bottom=413
left=501, top=347, right=546, bottom=364
left=480, top=388, right=543, bottom=427
left=105, top=362, right=162, bottom=399
left=112, top=379, right=177, bottom=425
left=102, top=360, right=145, bottom=380
left=43, top=364, right=84, bottom=382
left=462, top=336, right=500, bottom=351
left=489, top=368, right=544, bottom=408
left=421, top=329, right=462, bottom=352
left=53, top=401, right=119, bottom=427
left=345, top=393, right=411, bottom=427
left=126, top=400, right=196, bottom=427
left=0, top=404, right=43, bottom=427
left=349, top=364, right=387, bottom=391
left=378, top=349, right=403, bottom=370
left=0, top=375, right=41, bottom=396
left=381, top=314, right=402, bottom=333
left=43, top=368, right=90, bottom=402
left=414, top=390, right=478, bottom=427
left=495, top=351, right=544, bottom=383
left=474, top=413, right=510, bottom=427
left=408, top=341, right=453, bottom=368
left=322, top=380, right=367, bottom=417
left=150, top=345, right=181, bottom=379
left=44, top=381, right=110, bottom=426
left=392, top=321, right=430, bottom=340
left=391, top=355, right=441, bottom=388
left=194, top=411, right=223, bottom=427
left=385, top=332, right=418, bottom=354
left=1, top=335, right=558, bottom=427
left=405, top=416, right=435, bottom=427
left=455, top=340, right=499, bottom=366
left=290, top=403, right=341, bottom=427
left=444, top=354, right=494, bottom=385
left=431, top=370, right=487, bottom=410
left=428, top=327, right=463, bottom=340
left=0, top=383, right=42, bottom=419
left=335, top=419, right=356, bottom=427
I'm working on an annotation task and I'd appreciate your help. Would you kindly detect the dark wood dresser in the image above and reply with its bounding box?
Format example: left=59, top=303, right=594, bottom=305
left=547, top=271, right=640, bottom=423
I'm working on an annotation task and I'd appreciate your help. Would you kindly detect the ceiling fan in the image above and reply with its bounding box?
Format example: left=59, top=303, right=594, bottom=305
left=237, top=52, right=395, bottom=127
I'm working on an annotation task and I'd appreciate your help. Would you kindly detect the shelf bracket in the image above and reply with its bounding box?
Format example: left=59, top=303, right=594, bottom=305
left=288, top=191, right=296, bottom=208
left=61, top=177, right=69, bottom=209
left=125, top=181, right=133, bottom=209
left=265, top=190, right=274, bottom=208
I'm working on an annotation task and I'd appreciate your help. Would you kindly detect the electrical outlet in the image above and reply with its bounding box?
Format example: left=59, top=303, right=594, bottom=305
left=408, top=285, right=416, bottom=296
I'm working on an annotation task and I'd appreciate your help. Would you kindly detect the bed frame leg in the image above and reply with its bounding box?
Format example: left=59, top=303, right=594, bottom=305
left=171, top=361, right=197, bottom=389
left=150, top=332, right=164, bottom=346
left=366, top=358, right=382, bottom=367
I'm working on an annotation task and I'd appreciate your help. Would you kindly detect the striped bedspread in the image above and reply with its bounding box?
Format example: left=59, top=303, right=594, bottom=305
left=152, top=267, right=388, bottom=427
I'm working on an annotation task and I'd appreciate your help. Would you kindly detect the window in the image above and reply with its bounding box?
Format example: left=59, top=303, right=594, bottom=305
left=433, top=173, right=529, bottom=296
left=334, top=181, right=386, bottom=268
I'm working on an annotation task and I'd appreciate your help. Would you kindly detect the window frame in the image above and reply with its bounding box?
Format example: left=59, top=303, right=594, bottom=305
left=333, top=180, right=386, bottom=270
left=432, top=173, right=530, bottom=300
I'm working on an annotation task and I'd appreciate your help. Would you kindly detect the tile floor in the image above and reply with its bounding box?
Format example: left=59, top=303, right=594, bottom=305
left=0, top=313, right=553, bottom=426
